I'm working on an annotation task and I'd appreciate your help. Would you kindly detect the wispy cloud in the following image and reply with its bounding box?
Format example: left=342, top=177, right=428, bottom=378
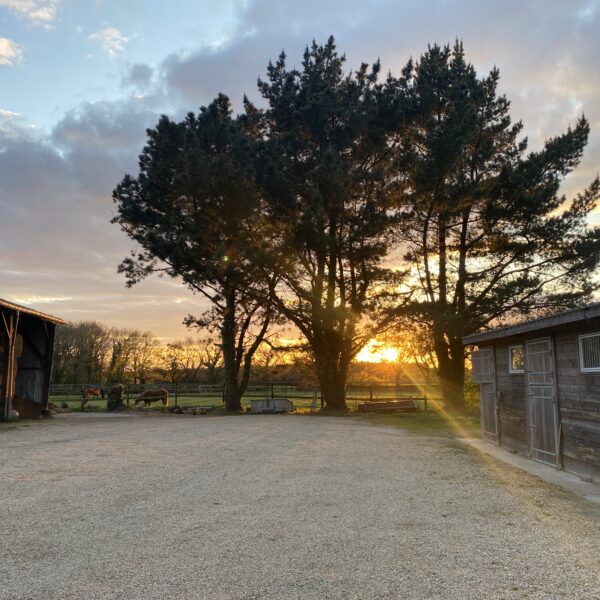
left=0, top=0, right=61, bottom=27
left=12, top=295, right=73, bottom=304
left=0, top=108, right=20, bottom=118
left=89, top=27, right=128, bottom=58
left=0, top=37, right=23, bottom=66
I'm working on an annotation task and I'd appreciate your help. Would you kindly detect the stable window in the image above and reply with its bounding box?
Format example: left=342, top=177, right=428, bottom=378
left=579, top=333, right=600, bottom=372
left=508, top=345, right=524, bottom=373
left=471, top=348, right=494, bottom=383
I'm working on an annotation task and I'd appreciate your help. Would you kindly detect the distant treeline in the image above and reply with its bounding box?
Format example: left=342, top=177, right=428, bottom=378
left=51, top=321, right=432, bottom=387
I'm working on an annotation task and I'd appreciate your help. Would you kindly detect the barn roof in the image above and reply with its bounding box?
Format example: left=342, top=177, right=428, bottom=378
left=0, top=297, right=66, bottom=325
left=462, top=303, right=600, bottom=346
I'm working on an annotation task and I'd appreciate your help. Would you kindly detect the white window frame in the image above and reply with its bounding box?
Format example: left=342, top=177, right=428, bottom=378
left=579, top=332, right=600, bottom=373
left=508, top=344, right=525, bottom=374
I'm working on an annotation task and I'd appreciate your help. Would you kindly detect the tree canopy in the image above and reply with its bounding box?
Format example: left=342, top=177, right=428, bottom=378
left=393, top=42, right=600, bottom=405
left=253, top=38, right=407, bottom=410
left=112, top=38, right=600, bottom=410
left=112, top=94, right=274, bottom=410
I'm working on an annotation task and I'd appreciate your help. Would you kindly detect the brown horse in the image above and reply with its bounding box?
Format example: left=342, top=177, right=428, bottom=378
left=135, top=388, right=169, bottom=408
left=80, top=386, right=104, bottom=411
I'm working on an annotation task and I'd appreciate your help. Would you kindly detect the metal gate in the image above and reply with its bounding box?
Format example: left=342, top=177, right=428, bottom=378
left=526, top=339, right=558, bottom=465
left=471, top=348, right=498, bottom=443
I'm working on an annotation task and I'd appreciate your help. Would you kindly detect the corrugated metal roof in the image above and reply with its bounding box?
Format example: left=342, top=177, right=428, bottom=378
left=0, top=298, right=66, bottom=325
left=462, top=303, right=600, bottom=345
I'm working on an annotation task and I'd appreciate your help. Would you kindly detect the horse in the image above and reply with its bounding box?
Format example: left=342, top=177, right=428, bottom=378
left=80, top=386, right=104, bottom=411
left=135, top=388, right=169, bottom=408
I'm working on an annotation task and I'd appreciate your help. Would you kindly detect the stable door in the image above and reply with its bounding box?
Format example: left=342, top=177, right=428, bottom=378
left=525, top=339, right=558, bottom=465
left=471, top=348, right=498, bottom=443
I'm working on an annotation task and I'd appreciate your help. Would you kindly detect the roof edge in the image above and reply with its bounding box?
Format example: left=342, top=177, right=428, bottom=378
left=463, top=303, right=600, bottom=346
left=0, top=298, right=67, bottom=325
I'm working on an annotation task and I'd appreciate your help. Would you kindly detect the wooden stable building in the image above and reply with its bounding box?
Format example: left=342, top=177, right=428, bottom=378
left=464, top=304, right=600, bottom=478
left=0, top=298, right=65, bottom=420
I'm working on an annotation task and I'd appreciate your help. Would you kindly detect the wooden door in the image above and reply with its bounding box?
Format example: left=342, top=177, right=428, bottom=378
left=471, top=348, right=498, bottom=443
left=526, top=339, right=558, bottom=465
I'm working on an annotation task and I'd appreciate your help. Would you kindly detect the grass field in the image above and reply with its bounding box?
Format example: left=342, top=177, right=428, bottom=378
left=349, top=410, right=481, bottom=437
left=47, top=390, right=480, bottom=437
left=50, top=393, right=319, bottom=413
left=50, top=389, right=438, bottom=413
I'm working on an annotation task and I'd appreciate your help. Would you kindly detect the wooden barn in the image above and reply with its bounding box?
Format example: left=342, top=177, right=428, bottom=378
left=464, top=304, right=600, bottom=478
left=0, top=298, right=65, bottom=420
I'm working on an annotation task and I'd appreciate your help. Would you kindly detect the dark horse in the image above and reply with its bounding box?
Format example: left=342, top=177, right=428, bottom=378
left=80, top=386, right=104, bottom=411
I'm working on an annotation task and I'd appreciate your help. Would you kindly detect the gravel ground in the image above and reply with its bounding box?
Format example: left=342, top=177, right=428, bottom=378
left=1, top=413, right=599, bottom=600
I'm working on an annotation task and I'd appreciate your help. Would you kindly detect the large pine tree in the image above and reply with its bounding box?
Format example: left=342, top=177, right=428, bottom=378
left=252, top=38, right=406, bottom=411
left=394, top=42, right=600, bottom=407
left=113, top=95, right=273, bottom=411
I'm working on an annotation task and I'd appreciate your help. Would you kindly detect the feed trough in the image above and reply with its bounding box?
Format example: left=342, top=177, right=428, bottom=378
left=357, top=399, right=418, bottom=413
left=250, top=398, right=294, bottom=414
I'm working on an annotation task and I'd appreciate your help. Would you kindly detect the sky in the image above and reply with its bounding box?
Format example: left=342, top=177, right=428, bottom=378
left=0, top=0, right=599, bottom=340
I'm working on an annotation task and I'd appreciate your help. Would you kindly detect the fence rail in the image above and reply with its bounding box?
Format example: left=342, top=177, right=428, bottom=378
left=49, top=381, right=441, bottom=411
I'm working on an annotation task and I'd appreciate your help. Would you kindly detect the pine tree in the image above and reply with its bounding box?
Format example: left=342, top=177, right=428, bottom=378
left=112, top=95, right=274, bottom=411
left=394, top=42, right=600, bottom=407
left=253, top=37, right=406, bottom=411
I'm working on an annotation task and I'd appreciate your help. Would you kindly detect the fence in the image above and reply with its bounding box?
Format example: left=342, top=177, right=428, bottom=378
left=49, top=381, right=441, bottom=411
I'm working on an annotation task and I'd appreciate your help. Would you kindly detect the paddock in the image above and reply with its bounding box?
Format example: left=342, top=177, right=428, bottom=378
left=1, top=414, right=599, bottom=599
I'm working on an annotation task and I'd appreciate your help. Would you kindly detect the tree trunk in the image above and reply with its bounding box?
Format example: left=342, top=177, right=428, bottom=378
left=314, top=348, right=349, bottom=412
left=221, top=290, right=242, bottom=412
left=435, top=333, right=465, bottom=410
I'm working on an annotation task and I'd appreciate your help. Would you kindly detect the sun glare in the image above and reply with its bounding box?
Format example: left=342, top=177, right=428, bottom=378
left=355, top=339, right=400, bottom=363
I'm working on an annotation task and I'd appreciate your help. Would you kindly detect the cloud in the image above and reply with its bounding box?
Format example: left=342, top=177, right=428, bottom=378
left=160, top=0, right=600, bottom=204
left=121, top=63, right=154, bottom=91
left=52, top=100, right=155, bottom=153
left=0, top=37, right=23, bottom=66
left=160, top=0, right=600, bottom=126
left=2, top=0, right=600, bottom=338
left=0, top=107, right=38, bottom=143
left=0, top=0, right=61, bottom=26
left=49, top=100, right=157, bottom=197
left=0, top=109, right=19, bottom=118
left=0, top=101, right=198, bottom=337
left=12, top=295, right=73, bottom=304
left=89, top=27, right=128, bottom=58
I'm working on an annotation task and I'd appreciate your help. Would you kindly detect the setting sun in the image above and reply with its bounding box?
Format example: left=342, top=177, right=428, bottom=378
left=355, top=339, right=400, bottom=363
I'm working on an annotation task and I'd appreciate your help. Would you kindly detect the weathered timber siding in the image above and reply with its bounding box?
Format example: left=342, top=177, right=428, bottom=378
left=493, top=343, right=528, bottom=454
left=477, top=317, right=600, bottom=478
left=554, top=325, right=600, bottom=477
left=468, top=306, right=600, bottom=478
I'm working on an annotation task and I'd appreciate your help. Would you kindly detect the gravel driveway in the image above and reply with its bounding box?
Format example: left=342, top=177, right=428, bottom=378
left=1, top=413, right=599, bottom=600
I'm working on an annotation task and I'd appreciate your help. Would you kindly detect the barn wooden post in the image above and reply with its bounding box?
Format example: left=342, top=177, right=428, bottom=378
left=0, top=314, right=11, bottom=421
left=40, top=322, right=56, bottom=413
left=0, top=311, right=19, bottom=420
